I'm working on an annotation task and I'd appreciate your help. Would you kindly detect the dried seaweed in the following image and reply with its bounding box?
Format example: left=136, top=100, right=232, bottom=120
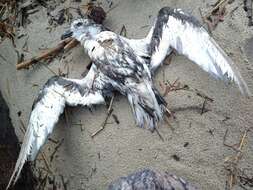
left=0, top=20, right=15, bottom=45
left=86, top=3, right=106, bottom=24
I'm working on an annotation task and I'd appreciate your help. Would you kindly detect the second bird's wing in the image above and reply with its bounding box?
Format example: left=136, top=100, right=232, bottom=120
left=149, top=7, right=251, bottom=96
left=6, top=65, right=113, bottom=189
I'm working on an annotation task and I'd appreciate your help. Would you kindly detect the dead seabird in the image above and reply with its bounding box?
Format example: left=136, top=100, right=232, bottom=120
left=7, top=7, right=251, bottom=189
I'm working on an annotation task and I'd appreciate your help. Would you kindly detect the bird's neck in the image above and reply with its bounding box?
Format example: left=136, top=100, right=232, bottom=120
left=80, top=38, right=96, bottom=55
left=78, top=33, right=94, bottom=44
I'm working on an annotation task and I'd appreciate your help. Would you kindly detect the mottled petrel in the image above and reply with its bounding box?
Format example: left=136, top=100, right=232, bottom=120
left=7, top=7, right=251, bottom=189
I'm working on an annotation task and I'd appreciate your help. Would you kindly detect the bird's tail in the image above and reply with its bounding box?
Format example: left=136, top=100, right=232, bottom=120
left=127, top=80, right=167, bottom=131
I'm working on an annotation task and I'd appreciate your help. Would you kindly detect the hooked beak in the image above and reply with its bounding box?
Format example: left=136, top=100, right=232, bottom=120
left=61, top=30, right=73, bottom=40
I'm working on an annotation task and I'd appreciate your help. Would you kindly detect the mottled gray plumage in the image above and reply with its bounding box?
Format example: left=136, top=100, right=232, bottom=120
left=108, top=169, right=198, bottom=190
left=67, top=18, right=167, bottom=130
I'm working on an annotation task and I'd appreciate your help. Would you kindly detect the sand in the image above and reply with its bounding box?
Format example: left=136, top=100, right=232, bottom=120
left=0, top=0, right=253, bottom=189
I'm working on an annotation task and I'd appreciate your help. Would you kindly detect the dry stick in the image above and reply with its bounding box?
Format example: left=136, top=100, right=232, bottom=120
left=41, top=62, right=58, bottom=75
left=200, top=98, right=207, bottom=115
left=199, top=7, right=213, bottom=34
left=41, top=152, right=53, bottom=174
left=16, top=37, right=74, bottom=70
left=64, top=38, right=79, bottom=51
left=119, top=25, right=127, bottom=37
left=91, top=94, right=115, bottom=138
left=163, top=116, right=173, bottom=131
left=106, top=2, right=120, bottom=13
left=224, top=129, right=249, bottom=189
left=206, top=0, right=229, bottom=18
left=37, top=173, right=48, bottom=190
left=223, top=129, right=240, bottom=152
left=201, top=0, right=229, bottom=32
left=235, top=130, right=248, bottom=162
left=154, top=127, right=164, bottom=141
left=91, top=108, right=114, bottom=138
left=60, top=174, right=68, bottom=190
left=50, top=138, right=64, bottom=162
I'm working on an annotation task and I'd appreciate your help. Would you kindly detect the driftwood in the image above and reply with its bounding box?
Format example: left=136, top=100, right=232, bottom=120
left=16, top=38, right=78, bottom=70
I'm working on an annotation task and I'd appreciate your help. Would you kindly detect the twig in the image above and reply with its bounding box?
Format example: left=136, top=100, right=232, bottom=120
left=108, top=94, right=115, bottom=112
left=91, top=108, right=113, bottom=138
left=60, top=174, right=68, bottom=190
left=223, top=129, right=241, bottom=152
left=206, top=0, right=229, bottom=18
left=224, top=129, right=250, bottom=189
left=64, top=38, right=79, bottom=51
left=50, top=138, right=64, bottom=162
left=195, top=90, right=214, bottom=102
left=37, top=173, right=48, bottom=190
left=164, top=116, right=175, bottom=131
left=91, top=94, right=115, bottom=138
left=41, top=62, right=58, bottom=75
left=112, top=114, right=120, bottom=124
left=154, top=127, right=164, bottom=141
left=199, top=7, right=213, bottom=34
left=120, top=25, right=127, bottom=37
left=16, top=38, right=73, bottom=70
left=106, top=2, right=120, bottom=13
left=41, top=152, right=53, bottom=175
left=200, top=98, right=207, bottom=115
left=203, top=0, right=229, bottom=31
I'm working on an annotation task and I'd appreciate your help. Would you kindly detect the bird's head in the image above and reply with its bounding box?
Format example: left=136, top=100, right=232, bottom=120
left=61, top=18, right=103, bottom=41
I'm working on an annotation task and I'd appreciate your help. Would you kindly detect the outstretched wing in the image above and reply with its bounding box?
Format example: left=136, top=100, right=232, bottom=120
left=6, top=65, right=112, bottom=189
left=149, top=7, right=251, bottom=96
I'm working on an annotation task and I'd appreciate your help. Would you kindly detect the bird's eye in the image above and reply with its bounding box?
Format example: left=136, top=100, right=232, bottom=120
left=76, top=22, right=83, bottom=27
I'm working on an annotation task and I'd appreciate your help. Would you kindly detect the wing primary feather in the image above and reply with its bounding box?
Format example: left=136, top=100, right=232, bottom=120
left=6, top=123, right=34, bottom=189
left=6, top=84, right=66, bottom=190
left=6, top=67, right=107, bottom=189
left=150, top=7, right=251, bottom=96
left=208, top=37, right=252, bottom=96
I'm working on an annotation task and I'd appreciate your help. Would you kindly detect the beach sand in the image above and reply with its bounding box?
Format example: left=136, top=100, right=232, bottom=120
left=0, top=0, right=253, bottom=189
